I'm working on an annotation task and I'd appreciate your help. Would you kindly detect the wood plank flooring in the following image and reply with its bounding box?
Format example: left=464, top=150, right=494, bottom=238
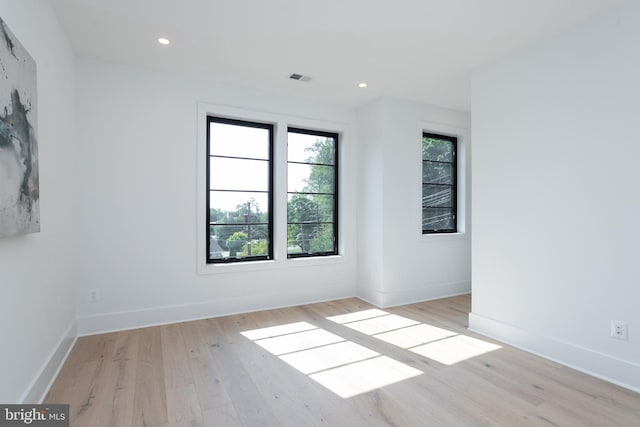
left=44, top=295, right=640, bottom=426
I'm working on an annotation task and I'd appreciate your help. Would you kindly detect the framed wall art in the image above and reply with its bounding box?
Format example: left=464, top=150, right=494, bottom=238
left=0, top=17, right=39, bottom=238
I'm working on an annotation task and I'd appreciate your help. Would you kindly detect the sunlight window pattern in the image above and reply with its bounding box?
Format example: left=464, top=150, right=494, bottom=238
left=241, top=321, right=422, bottom=398
left=327, top=309, right=501, bottom=366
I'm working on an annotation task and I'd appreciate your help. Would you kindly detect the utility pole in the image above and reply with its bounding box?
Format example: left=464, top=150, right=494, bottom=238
left=245, top=201, right=252, bottom=256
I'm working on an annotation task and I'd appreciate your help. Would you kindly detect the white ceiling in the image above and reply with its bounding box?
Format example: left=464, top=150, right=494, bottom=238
left=51, top=0, right=622, bottom=112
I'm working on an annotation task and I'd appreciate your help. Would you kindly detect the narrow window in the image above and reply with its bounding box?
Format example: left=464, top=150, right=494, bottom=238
left=207, top=117, right=273, bottom=263
left=422, top=132, right=457, bottom=233
left=287, top=128, right=338, bottom=257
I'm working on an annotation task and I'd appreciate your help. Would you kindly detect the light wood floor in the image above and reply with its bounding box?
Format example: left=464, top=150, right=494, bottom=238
left=45, top=295, right=640, bottom=426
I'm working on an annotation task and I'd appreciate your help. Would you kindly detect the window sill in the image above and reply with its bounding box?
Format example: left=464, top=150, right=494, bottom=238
left=286, top=254, right=345, bottom=268
left=197, top=254, right=346, bottom=275
left=419, top=231, right=469, bottom=242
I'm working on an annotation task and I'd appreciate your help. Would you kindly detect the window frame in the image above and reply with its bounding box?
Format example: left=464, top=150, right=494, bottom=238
left=197, top=103, right=351, bottom=275
left=206, top=116, right=274, bottom=264
left=287, top=127, right=339, bottom=258
left=422, top=131, right=457, bottom=234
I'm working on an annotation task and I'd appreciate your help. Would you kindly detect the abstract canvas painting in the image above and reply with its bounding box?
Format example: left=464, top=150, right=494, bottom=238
left=0, top=17, right=39, bottom=237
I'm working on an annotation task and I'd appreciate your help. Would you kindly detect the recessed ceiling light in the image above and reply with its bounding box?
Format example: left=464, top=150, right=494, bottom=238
left=358, top=82, right=368, bottom=88
left=157, top=37, right=171, bottom=45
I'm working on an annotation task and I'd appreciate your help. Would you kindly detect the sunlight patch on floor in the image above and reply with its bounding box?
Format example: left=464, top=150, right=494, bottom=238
left=242, top=306, right=502, bottom=398
left=328, top=309, right=501, bottom=365
left=242, top=321, right=423, bottom=398
left=249, top=328, right=344, bottom=356
left=280, top=341, right=379, bottom=374
left=334, top=314, right=421, bottom=335
left=410, top=335, right=502, bottom=365
left=240, top=321, right=317, bottom=340
left=309, top=356, right=422, bottom=399
left=326, top=308, right=388, bottom=324
left=375, top=323, right=457, bottom=348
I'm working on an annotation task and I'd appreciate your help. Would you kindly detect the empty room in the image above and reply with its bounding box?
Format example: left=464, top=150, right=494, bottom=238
left=0, top=0, right=638, bottom=425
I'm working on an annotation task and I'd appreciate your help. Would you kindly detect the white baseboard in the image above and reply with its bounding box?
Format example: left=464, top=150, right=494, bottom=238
left=469, top=312, right=640, bottom=394
left=374, top=281, right=471, bottom=308
left=21, top=289, right=353, bottom=400
left=20, top=320, right=78, bottom=403
left=78, top=287, right=354, bottom=336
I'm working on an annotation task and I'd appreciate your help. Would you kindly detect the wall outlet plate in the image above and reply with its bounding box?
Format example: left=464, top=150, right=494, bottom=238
left=611, top=320, right=628, bottom=340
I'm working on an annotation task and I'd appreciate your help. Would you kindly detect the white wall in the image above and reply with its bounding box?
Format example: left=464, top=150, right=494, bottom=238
left=0, top=0, right=76, bottom=403
left=357, top=98, right=471, bottom=307
left=355, top=100, right=385, bottom=303
left=0, top=2, right=473, bottom=401
left=471, top=0, right=640, bottom=391
left=73, top=60, right=358, bottom=334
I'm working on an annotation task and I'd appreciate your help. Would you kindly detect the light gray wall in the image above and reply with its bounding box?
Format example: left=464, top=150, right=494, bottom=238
left=471, top=0, right=640, bottom=391
left=356, top=98, right=471, bottom=307
left=73, top=60, right=359, bottom=334
left=0, top=0, right=76, bottom=402
left=0, top=1, right=474, bottom=402
left=73, top=61, right=472, bottom=334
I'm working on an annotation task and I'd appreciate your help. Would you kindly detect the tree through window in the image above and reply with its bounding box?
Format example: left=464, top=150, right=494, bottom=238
left=422, top=132, right=457, bottom=233
left=206, top=117, right=273, bottom=263
left=287, top=128, right=338, bottom=257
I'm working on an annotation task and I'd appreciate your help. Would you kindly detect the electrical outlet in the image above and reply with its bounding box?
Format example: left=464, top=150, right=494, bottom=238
left=89, top=288, right=100, bottom=303
left=610, top=320, right=628, bottom=340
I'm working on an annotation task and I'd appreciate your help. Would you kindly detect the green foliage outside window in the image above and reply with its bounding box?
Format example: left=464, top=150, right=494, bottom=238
left=422, top=133, right=456, bottom=233
left=287, top=136, right=336, bottom=255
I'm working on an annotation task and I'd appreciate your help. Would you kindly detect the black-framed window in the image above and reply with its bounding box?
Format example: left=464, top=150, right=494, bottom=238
left=287, top=128, right=338, bottom=257
left=422, top=132, right=457, bottom=233
left=206, top=116, right=273, bottom=263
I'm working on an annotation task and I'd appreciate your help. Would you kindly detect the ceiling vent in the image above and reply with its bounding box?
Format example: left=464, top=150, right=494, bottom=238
left=289, top=73, right=312, bottom=82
